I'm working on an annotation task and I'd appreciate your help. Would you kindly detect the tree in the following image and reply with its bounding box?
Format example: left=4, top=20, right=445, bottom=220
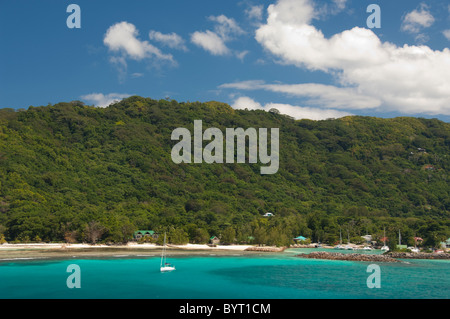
left=64, top=230, right=78, bottom=244
left=419, top=222, right=447, bottom=248
left=269, top=108, right=280, bottom=114
left=266, top=226, right=290, bottom=247
left=253, top=226, right=267, bottom=246
left=168, top=228, right=189, bottom=245
left=83, top=221, right=105, bottom=244
left=0, top=97, right=448, bottom=246
left=187, top=225, right=210, bottom=244
left=0, top=225, right=6, bottom=236
left=120, top=222, right=136, bottom=243
left=221, top=227, right=236, bottom=245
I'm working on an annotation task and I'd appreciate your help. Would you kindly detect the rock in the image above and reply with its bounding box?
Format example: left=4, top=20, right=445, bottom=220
left=245, top=246, right=286, bottom=252
left=296, top=251, right=401, bottom=263
left=386, top=252, right=450, bottom=260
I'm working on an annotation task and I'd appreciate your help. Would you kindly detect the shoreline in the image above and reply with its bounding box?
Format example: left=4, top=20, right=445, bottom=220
left=0, top=243, right=267, bottom=260
left=1, top=243, right=448, bottom=261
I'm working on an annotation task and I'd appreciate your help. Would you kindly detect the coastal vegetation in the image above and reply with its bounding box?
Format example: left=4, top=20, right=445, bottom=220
left=0, top=96, right=449, bottom=248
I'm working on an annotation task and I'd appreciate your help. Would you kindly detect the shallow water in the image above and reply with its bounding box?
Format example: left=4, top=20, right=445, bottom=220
left=0, top=248, right=448, bottom=299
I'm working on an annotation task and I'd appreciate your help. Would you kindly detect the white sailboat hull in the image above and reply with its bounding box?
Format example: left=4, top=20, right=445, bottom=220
left=381, top=228, right=389, bottom=252
left=160, top=232, right=175, bottom=272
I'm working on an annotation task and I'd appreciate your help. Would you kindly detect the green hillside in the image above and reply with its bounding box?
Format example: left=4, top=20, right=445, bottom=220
left=0, top=96, right=449, bottom=247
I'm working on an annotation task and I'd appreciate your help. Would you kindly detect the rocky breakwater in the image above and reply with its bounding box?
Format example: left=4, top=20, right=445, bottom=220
left=245, top=246, right=286, bottom=252
left=386, top=252, right=450, bottom=260
left=297, top=251, right=401, bottom=263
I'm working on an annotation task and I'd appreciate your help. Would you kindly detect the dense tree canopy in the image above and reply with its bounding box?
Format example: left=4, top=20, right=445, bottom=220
left=0, top=96, right=449, bottom=247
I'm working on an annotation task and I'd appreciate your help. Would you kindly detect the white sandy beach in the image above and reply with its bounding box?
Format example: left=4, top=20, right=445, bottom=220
left=0, top=243, right=261, bottom=260
left=0, top=242, right=253, bottom=251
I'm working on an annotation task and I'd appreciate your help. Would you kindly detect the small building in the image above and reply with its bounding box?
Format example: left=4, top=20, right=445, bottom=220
left=293, top=236, right=307, bottom=242
left=133, top=230, right=157, bottom=241
left=361, top=235, right=372, bottom=243
left=440, top=238, right=450, bottom=249
left=263, top=212, right=274, bottom=217
left=210, top=236, right=220, bottom=245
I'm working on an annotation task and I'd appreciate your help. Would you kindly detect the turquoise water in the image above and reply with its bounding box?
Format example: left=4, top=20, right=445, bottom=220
left=0, top=249, right=448, bottom=299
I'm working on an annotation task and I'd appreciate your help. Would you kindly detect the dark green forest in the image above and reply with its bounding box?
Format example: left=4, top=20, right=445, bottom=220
left=0, top=96, right=449, bottom=247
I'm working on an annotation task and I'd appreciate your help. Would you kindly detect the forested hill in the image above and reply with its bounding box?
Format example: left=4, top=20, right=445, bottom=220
left=0, top=96, right=449, bottom=246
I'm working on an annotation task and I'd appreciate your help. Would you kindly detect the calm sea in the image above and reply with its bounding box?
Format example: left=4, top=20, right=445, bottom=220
left=0, top=248, right=448, bottom=299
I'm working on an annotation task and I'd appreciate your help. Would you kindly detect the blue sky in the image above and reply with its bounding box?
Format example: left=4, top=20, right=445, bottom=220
left=1, top=0, right=450, bottom=121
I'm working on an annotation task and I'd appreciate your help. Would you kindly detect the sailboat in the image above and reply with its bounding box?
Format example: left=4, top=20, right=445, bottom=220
left=334, top=228, right=344, bottom=249
left=345, top=228, right=353, bottom=250
left=160, top=232, right=175, bottom=272
left=381, top=228, right=389, bottom=252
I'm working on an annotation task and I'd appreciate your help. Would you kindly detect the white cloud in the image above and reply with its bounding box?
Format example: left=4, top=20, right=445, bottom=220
left=104, top=22, right=146, bottom=59
left=103, top=22, right=175, bottom=78
left=316, top=0, right=348, bottom=17
left=191, top=15, right=245, bottom=58
left=220, top=80, right=266, bottom=90
left=232, top=96, right=351, bottom=120
left=191, top=30, right=230, bottom=55
left=236, top=50, right=249, bottom=61
left=265, top=0, right=315, bottom=25
left=443, top=30, right=450, bottom=41
left=245, top=5, right=264, bottom=21
left=81, top=93, right=131, bottom=108
left=253, top=0, right=450, bottom=116
left=333, top=0, right=347, bottom=10
left=148, top=30, right=188, bottom=51
left=414, top=33, right=430, bottom=45
left=104, top=22, right=173, bottom=61
left=401, top=3, right=435, bottom=34
left=220, top=80, right=381, bottom=110
left=208, top=15, right=244, bottom=40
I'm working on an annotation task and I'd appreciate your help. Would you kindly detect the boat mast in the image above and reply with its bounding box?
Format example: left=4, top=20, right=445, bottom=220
left=161, top=232, right=167, bottom=267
